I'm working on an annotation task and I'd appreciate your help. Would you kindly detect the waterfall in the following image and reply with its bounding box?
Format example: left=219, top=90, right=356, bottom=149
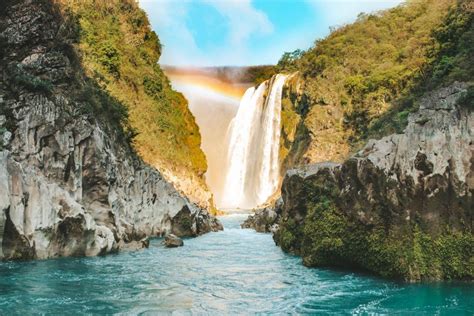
left=220, top=74, right=287, bottom=209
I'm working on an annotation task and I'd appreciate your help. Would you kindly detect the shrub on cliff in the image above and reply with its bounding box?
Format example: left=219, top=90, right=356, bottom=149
left=457, top=86, right=474, bottom=110
left=56, top=0, right=207, bottom=178
left=8, top=64, right=53, bottom=93
left=278, top=0, right=472, bottom=162
left=294, top=201, right=474, bottom=281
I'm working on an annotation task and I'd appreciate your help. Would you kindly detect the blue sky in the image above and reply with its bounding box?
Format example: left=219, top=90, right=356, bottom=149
left=139, top=0, right=404, bottom=67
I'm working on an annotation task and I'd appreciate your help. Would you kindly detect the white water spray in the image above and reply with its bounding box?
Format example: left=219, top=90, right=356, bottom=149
left=220, top=74, right=287, bottom=209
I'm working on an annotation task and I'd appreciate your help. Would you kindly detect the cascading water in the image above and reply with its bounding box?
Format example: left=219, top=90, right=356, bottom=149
left=220, top=74, right=287, bottom=209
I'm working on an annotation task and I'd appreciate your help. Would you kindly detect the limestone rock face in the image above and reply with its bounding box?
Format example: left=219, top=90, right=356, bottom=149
left=0, top=0, right=221, bottom=260
left=284, top=83, right=472, bottom=232
left=273, top=83, right=473, bottom=281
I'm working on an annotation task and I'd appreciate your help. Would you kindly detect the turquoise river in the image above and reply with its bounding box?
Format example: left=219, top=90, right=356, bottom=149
left=0, top=215, right=472, bottom=314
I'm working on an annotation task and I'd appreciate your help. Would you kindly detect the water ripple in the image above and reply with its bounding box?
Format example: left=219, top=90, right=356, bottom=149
left=0, top=214, right=472, bottom=315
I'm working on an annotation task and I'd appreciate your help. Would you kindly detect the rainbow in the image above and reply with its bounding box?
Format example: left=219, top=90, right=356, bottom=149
left=164, top=68, right=251, bottom=100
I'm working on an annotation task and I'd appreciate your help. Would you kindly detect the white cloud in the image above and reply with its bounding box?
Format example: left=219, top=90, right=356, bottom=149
left=139, top=0, right=273, bottom=66
left=205, top=0, right=273, bottom=45
left=139, top=0, right=208, bottom=65
left=139, top=0, right=404, bottom=66
left=206, top=0, right=273, bottom=65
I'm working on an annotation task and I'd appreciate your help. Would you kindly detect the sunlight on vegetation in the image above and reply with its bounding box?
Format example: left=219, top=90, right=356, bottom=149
left=58, top=0, right=207, bottom=178
left=277, top=0, right=473, bottom=161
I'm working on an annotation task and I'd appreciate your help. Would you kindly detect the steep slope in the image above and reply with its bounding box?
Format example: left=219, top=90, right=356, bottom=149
left=56, top=0, right=213, bottom=210
left=278, top=0, right=471, bottom=167
left=0, top=0, right=221, bottom=260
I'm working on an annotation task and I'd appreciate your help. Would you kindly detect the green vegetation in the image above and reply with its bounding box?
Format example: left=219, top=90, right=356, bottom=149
left=278, top=0, right=472, bottom=159
left=8, top=64, right=53, bottom=93
left=300, top=205, right=474, bottom=281
left=429, top=2, right=474, bottom=86
left=276, top=49, right=303, bottom=73
left=240, top=65, right=277, bottom=85
left=368, top=0, right=474, bottom=138
left=58, top=0, right=207, bottom=177
left=75, top=79, right=134, bottom=142
left=274, top=1, right=474, bottom=279
left=278, top=74, right=313, bottom=169
left=457, top=85, right=474, bottom=110
left=208, top=65, right=277, bottom=85
left=0, top=127, right=6, bottom=150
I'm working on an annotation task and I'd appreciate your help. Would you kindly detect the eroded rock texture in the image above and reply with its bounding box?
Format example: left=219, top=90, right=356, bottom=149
left=0, top=0, right=221, bottom=260
left=241, top=202, right=281, bottom=233
left=271, top=83, right=473, bottom=281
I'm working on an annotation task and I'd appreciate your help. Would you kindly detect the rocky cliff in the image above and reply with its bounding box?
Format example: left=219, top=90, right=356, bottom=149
left=39, top=0, right=214, bottom=213
left=243, top=0, right=474, bottom=282
left=0, top=0, right=221, bottom=260
left=271, top=83, right=473, bottom=281
left=276, top=0, right=473, bottom=171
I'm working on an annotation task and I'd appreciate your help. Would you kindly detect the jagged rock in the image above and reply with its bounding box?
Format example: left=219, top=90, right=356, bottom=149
left=0, top=0, right=221, bottom=260
left=170, top=206, right=223, bottom=237
left=242, top=200, right=282, bottom=233
left=163, top=234, right=184, bottom=248
left=274, top=83, right=473, bottom=281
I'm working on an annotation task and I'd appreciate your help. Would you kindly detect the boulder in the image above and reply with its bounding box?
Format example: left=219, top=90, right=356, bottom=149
left=164, top=234, right=184, bottom=248
left=241, top=200, right=282, bottom=233
left=171, top=206, right=223, bottom=237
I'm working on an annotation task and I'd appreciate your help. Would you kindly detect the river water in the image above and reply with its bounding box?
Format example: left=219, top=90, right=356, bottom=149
left=0, top=214, right=472, bottom=315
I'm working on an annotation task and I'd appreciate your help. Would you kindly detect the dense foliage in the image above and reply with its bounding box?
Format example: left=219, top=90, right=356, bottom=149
left=238, top=65, right=277, bottom=85
left=369, top=0, right=474, bottom=138
left=278, top=197, right=473, bottom=281
left=58, top=0, right=207, bottom=177
left=278, top=0, right=472, bottom=160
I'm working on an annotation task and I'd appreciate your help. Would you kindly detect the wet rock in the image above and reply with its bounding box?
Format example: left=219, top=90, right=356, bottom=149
left=164, top=234, right=183, bottom=248
left=242, top=201, right=282, bottom=233
left=195, top=210, right=224, bottom=234
left=171, top=205, right=223, bottom=237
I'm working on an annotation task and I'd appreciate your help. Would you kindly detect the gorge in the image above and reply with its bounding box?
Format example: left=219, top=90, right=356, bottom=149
left=0, top=0, right=472, bottom=314
left=0, top=0, right=222, bottom=260
left=0, top=215, right=473, bottom=314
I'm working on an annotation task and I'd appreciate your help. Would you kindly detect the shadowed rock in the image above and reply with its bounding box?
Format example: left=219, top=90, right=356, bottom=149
left=242, top=201, right=281, bottom=233
left=273, top=83, right=473, bottom=281
left=164, top=234, right=184, bottom=248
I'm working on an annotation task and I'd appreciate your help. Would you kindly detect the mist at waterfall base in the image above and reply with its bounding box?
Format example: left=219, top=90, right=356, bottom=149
left=167, top=75, right=240, bottom=206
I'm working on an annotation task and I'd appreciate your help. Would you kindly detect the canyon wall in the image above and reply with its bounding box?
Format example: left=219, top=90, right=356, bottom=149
left=244, top=0, right=473, bottom=281
left=0, top=0, right=221, bottom=260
